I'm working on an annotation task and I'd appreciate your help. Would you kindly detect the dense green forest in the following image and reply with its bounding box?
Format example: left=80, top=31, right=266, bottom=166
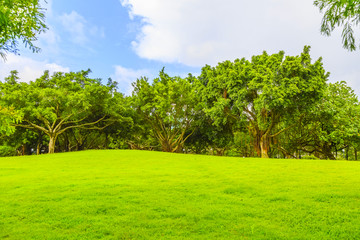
left=1, top=47, right=359, bottom=159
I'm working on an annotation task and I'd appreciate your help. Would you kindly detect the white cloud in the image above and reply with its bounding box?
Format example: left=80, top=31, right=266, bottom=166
left=120, top=0, right=360, bottom=94
left=41, top=27, right=59, bottom=46
left=35, top=25, right=61, bottom=56
left=59, top=11, right=105, bottom=45
left=38, top=0, right=58, bottom=47
left=111, top=66, right=149, bottom=95
left=59, top=11, right=88, bottom=44
left=120, top=0, right=323, bottom=66
left=0, top=54, right=69, bottom=83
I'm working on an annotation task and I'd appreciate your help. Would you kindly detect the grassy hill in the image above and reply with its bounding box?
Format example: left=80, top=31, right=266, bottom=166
left=1, top=150, right=360, bottom=239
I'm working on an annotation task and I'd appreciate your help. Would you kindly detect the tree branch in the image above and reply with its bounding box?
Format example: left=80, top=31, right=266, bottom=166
left=14, top=121, right=50, bottom=135
left=57, top=115, right=108, bottom=135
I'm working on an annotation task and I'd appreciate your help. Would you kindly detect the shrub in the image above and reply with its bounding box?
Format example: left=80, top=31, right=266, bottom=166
left=0, top=145, right=17, bottom=157
left=302, top=155, right=319, bottom=160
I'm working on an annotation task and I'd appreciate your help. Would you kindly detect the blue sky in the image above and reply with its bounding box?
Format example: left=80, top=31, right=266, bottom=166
left=1, top=0, right=360, bottom=95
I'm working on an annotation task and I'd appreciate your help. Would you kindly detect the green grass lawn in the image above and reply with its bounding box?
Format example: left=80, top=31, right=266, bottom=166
left=1, top=150, right=360, bottom=239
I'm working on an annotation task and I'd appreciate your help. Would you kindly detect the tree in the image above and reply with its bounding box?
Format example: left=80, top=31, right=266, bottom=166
left=131, top=70, right=199, bottom=153
left=186, top=111, right=237, bottom=156
left=0, top=105, right=20, bottom=135
left=121, top=103, right=157, bottom=151
left=287, top=81, right=360, bottom=159
left=0, top=70, right=121, bottom=153
left=56, top=93, right=134, bottom=152
left=0, top=0, right=47, bottom=59
left=314, top=0, right=360, bottom=51
left=0, top=71, right=21, bottom=135
left=198, top=46, right=328, bottom=158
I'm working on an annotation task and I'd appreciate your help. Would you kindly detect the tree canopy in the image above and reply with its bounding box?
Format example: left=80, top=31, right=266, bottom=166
left=0, top=70, right=123, bottom=153
left=1, top=45, right=359, bottom=160
left=0, top=0, right=47, bottom=59
left=0, top=105, right=20, bottom=136
left=198, top=46, right=329, bottom=158
left=314, top=0, right=360, bottom=51
left=131, top=69, right=200, bottom=152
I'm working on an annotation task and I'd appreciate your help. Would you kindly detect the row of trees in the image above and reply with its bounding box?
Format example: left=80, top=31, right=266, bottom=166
left=1, top=47, right=359, bottom=159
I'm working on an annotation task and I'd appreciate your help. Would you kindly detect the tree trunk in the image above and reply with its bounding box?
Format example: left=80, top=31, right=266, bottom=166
left=48, top=135, right=57, bottom=154
left=253, top=134, right=261, bottom=157
left=215, top=148, right=225, bottom=156
left=37, top=143, right=40, bottom=155
left=161, top=140, right=172, bottom=152
left=159, top=133, right=186, bottom=153
left=355, top=147, right=358, bottom=161
left=323, top=144, right=335, bottom=160
left=22, top=145, right=26, bottom=156
left=260, top=134, right=270, bottom=158
left=335, top=147, right=338, bottom=159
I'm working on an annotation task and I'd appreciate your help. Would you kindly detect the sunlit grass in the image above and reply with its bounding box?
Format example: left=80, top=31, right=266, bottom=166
left=1, top=150, right=360, bottom=239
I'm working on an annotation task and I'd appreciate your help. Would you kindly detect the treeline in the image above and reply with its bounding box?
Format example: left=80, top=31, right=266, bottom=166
left=1, top=47, right=359, bottom=159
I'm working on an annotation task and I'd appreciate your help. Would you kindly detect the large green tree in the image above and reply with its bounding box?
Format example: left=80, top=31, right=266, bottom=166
left=198, top=46, right=328, bottom=158
left=314, top=0, right=360, bottom=51
left=0, top=70, right=122, bottom=153
left=0, top=0, right=47, bottom=59
left=286, top=81, right=360, bottom=159
left=131, top=70, right=199, bottom=153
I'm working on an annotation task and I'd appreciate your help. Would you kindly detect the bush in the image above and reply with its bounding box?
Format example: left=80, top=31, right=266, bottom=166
left=0, top=145, right=17, bottom=157
left=302, top=155, right=319, bottom=160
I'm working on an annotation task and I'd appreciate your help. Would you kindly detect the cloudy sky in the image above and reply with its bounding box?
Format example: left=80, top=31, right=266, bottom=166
left=1, top=0, right=359, bottom=95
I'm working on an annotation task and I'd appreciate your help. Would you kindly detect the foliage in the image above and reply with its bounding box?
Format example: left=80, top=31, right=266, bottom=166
left=198, top=46, right=328, bottom=158
left=287, top=81, right=360, bottom=159
left=0, top=105, right=21, bottom=135
left=0, top=0, right=47, bottom=59
left=0, top=145, right=16, bottom=156
left=0, top=71, right=22, bottom=136
left=131, top=70, right=200, bottom=152
left=184, top=105, right=235, bottom=156
left=2, top=45, right=360, bottom=159
left=122, top=108, right=157, bottom=150
left=314, top=0, right=360, bottom=51
left=301, top=154, right=320, bottom=160
left=0, top=70, right=124, bottom=153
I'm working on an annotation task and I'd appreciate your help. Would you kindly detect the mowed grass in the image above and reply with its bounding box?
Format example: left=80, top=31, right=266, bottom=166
left=1, top=150, right=360, bottom=239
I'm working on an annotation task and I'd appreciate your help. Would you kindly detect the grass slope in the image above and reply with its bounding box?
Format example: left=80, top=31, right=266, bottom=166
left=1, top=150, right=360, bottom=239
